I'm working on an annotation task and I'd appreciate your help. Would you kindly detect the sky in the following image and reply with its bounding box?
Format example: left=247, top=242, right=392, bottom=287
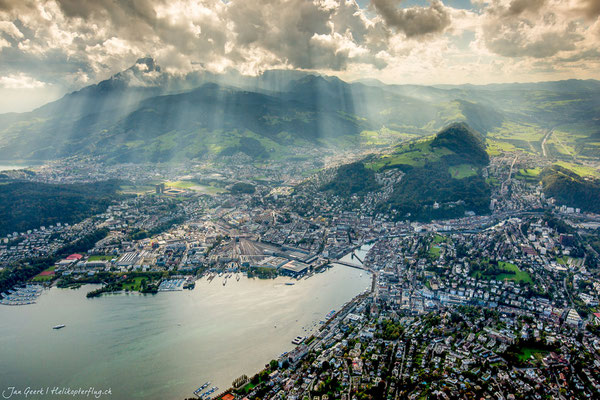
left=0, top=0, right=599, bottom=112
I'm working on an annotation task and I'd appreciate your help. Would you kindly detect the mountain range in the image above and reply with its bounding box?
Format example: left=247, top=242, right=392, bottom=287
left=0, top=58, right=599, bottom=163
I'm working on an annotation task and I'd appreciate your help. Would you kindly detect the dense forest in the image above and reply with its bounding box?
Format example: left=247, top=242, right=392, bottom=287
left=430, top=122, right=489, bottom=165
left=320, top=162, right=381, bottom=197
left=379, top=162, right=491, bottom=220
left=541, top=165, right=600, bottom=213
left=0, top=179, right=124, bottom=237
left=230, top=182, right=256, bottom=194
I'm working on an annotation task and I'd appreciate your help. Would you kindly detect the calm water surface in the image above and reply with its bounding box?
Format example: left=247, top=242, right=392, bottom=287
left=0, top=164, right=30, bottom=171
left=0, top=261, right=371, bottom=400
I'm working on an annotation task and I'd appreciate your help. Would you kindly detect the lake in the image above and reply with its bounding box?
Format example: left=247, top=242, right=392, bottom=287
left=0, top=256, right=371, bottom=400
left=0, top=164, right=30, bottom=172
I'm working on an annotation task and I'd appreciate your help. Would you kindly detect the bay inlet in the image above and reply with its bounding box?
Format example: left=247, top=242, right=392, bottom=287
left=0, top=257, right=371, bottom=399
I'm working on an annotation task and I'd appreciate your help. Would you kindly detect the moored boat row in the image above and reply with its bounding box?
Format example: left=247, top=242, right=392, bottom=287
left=194, top=383, right=218, bottom=400
left=0, top=284, right=43, bottom=306
left=194, top=381, right=210, bottom=394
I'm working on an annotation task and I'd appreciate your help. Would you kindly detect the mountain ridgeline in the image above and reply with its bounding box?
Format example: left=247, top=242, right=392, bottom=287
left=321, top=123, right=491, bottom=221
left=1, top=58, right=599, bottom=164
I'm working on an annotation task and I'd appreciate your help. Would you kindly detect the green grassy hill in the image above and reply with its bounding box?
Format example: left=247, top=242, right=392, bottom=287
left=321, top=123, right=491, bottom=221
left=365, top=122, right=488, bottom=173
left=540, top=164, right=600, bottom=212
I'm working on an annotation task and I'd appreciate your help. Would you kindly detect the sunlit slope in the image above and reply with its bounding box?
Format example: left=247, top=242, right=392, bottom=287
left=0, top=74, right=498, bottom=162
left=365, top=121, right=489, bottom=172
left=0, top=59, right=598, bottom=163
left=93, top=83, right=372, bottom=162
left=539, top=164, right=600, bottom=213
left=102, top=76, right=463, bottom=162
left=322, top=123, right=492, bottom=221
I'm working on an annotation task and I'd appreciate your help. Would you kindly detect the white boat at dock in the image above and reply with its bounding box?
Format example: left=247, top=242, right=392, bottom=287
left=194, top=381, right=210, bottom=395
left=292, top=335, right=305, bottom=345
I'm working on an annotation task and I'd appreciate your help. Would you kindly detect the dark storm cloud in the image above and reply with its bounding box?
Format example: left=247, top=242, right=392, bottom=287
left=55, top=0, right=228, bottom=56
left=0, top=46, right=92, bottom=82
left=55, top=0, right=157, bottom=21
left=484, top=0, right=599, bottom=20
left=226, top=0, right=387, bottom=70
left=577, top=0, right=600, bottom=19
left=370, top=0, right=451, bottom=37
left=0, top=0, right=393, bottom=83
left=479, top=1, right=592, bottom=60
left=1, top=0, right=598, bottom=98
left=52, top=0, right=390, bottom=71
left=506, top=0, right=547, bottom=16
left=0, top=0, right=38, bottom=12
left=485, top=28, right=581, bottom=58
left=556, top=48, right=600, bottom=62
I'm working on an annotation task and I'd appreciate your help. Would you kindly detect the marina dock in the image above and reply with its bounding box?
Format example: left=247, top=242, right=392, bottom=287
left=0, top=284, right=43, bottom=306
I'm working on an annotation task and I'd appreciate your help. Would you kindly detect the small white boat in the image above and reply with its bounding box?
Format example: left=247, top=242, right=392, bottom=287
left=52, top=324, right=65, bottom=330
left=292, top=336, right=305, bottom=345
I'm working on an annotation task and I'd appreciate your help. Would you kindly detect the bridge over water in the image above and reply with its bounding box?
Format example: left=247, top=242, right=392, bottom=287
left=331, top=259, right=366, bottom=270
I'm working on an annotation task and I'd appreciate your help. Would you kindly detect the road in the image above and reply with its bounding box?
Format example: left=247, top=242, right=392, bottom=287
left=501, top=154, right=518, bottom=195
left=541, top=128, right=553, bottom=158
left=563, top=277, right=574, bottom=307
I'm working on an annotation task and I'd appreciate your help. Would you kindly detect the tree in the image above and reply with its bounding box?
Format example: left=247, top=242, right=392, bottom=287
left=269, top=360, right=278, bottom=371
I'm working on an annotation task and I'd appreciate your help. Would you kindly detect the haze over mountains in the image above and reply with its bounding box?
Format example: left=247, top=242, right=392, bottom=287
left=0, top=57, right=599, bottom=164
